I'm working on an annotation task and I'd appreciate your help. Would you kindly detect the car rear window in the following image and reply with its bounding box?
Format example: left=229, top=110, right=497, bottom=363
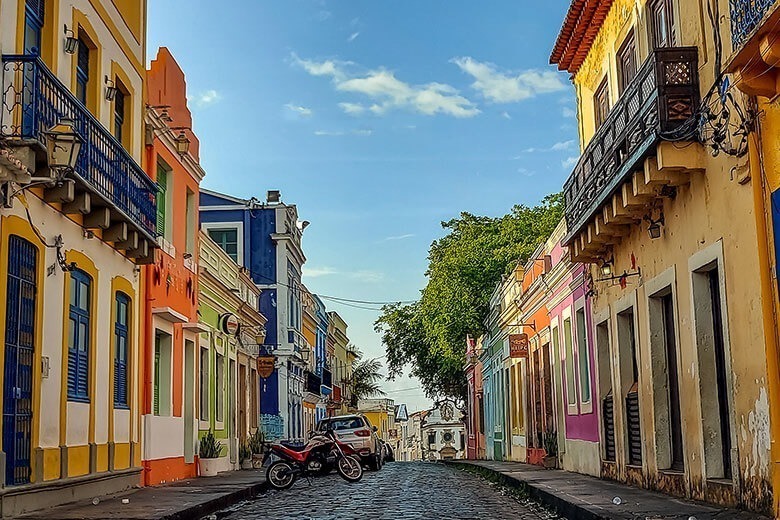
left=320, top=417, right=364, bottom=431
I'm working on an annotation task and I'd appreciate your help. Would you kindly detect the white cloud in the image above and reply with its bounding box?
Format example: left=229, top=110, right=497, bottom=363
left=516, top=140, right=575, bottom=155
left=518, top=168, right=536, bottom=177
left=352, top=129, right=373, bottom=136
left=351, top=271, right=384, bottom=283
left=562, top=106, right=576, bottom=118
left=314, top=129, right=372, bottom=137
left=285, top=103, right=313, bottom=117
left=382, top=233, right=415, bottom=241
left=193, top=89, right=222, bottom=108
left=348, top=32, right=360, bottom=42
left=339, top=102, right=366, bottom=115
left=501, top=111, right=511, bottom=120
left=303, top=266, right=338, bottom=278
left=292, top=54, right=480, bottom=118
left=314, top=130, right=345, bottom=136
left=452, top=57, right=566, bottom=103
left=316, top=10, right=332, bottom=21
left=562, top=156, right=579, bottom=168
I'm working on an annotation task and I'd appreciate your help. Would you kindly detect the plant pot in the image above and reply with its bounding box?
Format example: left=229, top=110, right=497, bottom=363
left=542, top=455, right=558, bottom=469
left=241, top=460, right=253, bottom=470
left=199, top=457, right=221, bottom=477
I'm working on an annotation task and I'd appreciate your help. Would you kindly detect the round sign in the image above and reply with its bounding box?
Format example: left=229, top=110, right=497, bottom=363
left=220, top=313, right=240, bottom=335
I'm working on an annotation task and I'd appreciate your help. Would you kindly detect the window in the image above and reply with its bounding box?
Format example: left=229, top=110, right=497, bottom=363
left=76, top=36, right=89, bottom=106
left=649, top=0, right=676, bottom=49
left=617, top=308, right=642, bottom=466
left=185, top=188, right=196, bottom=255
left=68, top=269, right=91, bottom=401
left=153, top=331, right=172, bottom=416
left=24, top=0, right=45, bottom=54
left=200, top=346, right=209, bottom=421
left=114, top=292, right=130, bottom=408
left=428, top=432, right=436, bottom=445
left=596, top=319, right=616, bottom=462
left=575, top=307, right=592, bottom=404
left=156, top=161, right=172, bottom=240
left=208, top=228, right=239, bottom=262
left=113, top=86, right=125, bottom=144
left=593, top=78, right=610, bottom=130
left=563, top=318, right=576, bottom=406
left=216, top=352, right=225, bottom=422
left=617, top=31, right=637, bottom=95
left=661, top=293, right=684, bottom=470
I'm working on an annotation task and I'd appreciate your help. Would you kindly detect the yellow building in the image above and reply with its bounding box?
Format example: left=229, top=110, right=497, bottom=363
left=0, top=0, right=153, bottom=516
left=327, top=311, right=356, bottom=415
left=552, top=0, right=773, bottom=514
left=725, top=1, right=780, bottom=515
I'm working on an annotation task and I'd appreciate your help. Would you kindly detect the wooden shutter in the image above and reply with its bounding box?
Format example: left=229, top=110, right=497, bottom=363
left=626, top=389, right=642, bottom=466
left=602, top=393, right=616, bottom=462
left=156, top=168, right=166, bottom=237
left=617, top=31, right=637, bottom=95
left=25, top=0, right=45, bottom=25
left=649, top=0, right=676, bottom=49
left=594, top=78, right=610, bottom=130
left=153, top=343, right=160, bottom=415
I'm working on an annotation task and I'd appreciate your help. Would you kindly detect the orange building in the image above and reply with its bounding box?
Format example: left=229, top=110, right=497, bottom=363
left=141, top=48, right=205, bottom=485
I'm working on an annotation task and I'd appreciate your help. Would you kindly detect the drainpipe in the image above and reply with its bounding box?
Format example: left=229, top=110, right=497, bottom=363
left=748, top=128, right=780, bottom=515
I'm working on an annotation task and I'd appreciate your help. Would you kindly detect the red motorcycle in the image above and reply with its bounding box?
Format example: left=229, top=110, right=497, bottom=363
left=263, top=429, right=363, bottom=489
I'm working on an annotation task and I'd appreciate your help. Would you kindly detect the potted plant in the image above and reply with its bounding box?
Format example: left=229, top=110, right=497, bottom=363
left=248, top=429, right=266, bottom=468
left=239, top=442, right=252, bottom=470
left=198, top=430, right=224, bottom=477
left=542, top=431, right=558, bottom=469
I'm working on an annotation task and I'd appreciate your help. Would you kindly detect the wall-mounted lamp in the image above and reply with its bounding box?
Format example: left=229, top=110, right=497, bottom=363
left=148, top=105, right=174, bottom=122
left=144, top=123, right=191, bottom=156
left=64, top=25, right=78, bottom=55
left=104, top=76, right=118, bottom=102
left=182, top=252, right=193, bottom=260
left=600, top=256, right=614, bottom=277
left=644, top=212, right=665, bottom=240
left=174, top=130, right=190, bottom=155
left=44, top=118, right=83, bottom=171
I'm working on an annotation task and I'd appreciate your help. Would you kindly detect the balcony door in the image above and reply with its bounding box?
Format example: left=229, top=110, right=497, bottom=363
left=649, top=0, right=676, bottom=48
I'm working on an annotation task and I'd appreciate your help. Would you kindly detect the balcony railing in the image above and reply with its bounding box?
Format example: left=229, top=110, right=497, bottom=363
left=306, top=371, right=322, bottom=395
left=563, top=47, right=699, bottom=243
left=0, top=55, right=157, bottom=240
left=322, top=368, right=332, bottom=389
left=730, top=0, right=779, bottom=49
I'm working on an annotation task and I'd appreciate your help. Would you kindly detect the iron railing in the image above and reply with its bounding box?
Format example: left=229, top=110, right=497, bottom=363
left=562, top=47, right=699, bottom=244
left=321, top=368, right=332, bottom=389
left=0, top=55, right=156, bottom=240
left=306, top=371, right=322, bottom=395
left=730, top=0, right=779, bottom=49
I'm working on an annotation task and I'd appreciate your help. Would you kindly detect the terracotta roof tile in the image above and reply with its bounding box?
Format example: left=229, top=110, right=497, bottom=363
left=550, top=0, right=614, bottom=75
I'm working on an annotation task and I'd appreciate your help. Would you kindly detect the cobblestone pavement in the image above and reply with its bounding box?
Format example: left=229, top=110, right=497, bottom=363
left=217, top=461, right=563, bottom=520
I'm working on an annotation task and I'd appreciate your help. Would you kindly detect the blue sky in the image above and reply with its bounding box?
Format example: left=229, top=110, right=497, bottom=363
left=148, top=1, right=577, bottom=413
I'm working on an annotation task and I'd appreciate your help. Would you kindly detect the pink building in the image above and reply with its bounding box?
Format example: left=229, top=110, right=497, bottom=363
left=545, top=220, right=600, bottom=476
left=464, top=335, right=485, bottom=460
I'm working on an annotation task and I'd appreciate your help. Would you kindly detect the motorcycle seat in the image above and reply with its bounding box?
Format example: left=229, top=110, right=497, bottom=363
left=280, top=442, right=307, bottom=451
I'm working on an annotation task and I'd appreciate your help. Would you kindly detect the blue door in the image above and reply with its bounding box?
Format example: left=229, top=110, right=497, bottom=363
left=3, top=236, right=37, bottom=485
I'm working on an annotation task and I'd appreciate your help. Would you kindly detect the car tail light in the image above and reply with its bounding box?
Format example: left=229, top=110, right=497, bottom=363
left=354, top=429, right=371, bottom=437
left=359, top=448, right=371, bottom=455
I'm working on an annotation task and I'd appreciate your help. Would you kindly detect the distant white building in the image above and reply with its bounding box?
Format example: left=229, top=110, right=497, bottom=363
left=421, top=400, right=466, bottom=461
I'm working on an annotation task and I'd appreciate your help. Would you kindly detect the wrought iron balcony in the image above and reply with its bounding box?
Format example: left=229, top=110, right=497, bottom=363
left=730, top=0, right=779, bottom=49
left=563, top=47, right=699, bottom=244
left=0, top=55, right=157, bottom=243
left=306, top=371, right=322, bottom=395
left=322, top=368, right=332, bottom=389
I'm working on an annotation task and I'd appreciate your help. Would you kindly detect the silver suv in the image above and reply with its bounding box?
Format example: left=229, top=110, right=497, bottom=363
left=317, top=414, right=383, bottom=470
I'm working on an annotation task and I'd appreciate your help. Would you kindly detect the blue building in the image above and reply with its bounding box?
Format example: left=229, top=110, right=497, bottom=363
left=313, top=295, right=331, bottom=424
left=199, top=189, right=308, bottom=440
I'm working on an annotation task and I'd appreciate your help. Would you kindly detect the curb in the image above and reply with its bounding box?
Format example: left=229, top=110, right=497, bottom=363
left=163, top=480, right=270, bottom=520
left=444, top=461, right=602, bottom=520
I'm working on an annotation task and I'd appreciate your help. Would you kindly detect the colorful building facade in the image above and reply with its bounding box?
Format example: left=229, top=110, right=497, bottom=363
left=0, top=0, right=155, bottom=515
left=551, top=0, right=774, bottom=513
left=464, top=335, right=485, bottom=460
left=141, top=47, right=204, bottom=486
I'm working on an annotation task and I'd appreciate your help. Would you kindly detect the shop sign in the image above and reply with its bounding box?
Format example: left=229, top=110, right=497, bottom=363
left=219, top=313, right=240, bottom=335
left=257, top=355, right=277, bottom=378
left=509, top=334, right=529, bottom=358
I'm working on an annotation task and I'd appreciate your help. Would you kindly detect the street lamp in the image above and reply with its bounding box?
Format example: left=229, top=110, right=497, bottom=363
left=255, top=328, right=267, bottom=346
left=44, top=119, right=82, bottom=171
left=174, top=131, right=190, bottom=155
left=63, top=25, right=78, bottom=55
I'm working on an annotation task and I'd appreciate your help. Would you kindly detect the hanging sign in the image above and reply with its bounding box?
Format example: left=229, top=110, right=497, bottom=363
left=509, top=334, right=529, bottom=359
left=257, top=355, right=277, bottom=378
left=219, top=313, right=240, bottom=335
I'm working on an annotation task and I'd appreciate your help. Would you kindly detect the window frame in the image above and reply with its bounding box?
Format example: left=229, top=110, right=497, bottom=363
left=617, top=30, right=637, bottom=95
left=575, top=303, right=593, bottom=413
left=202, top=221, right=244, bottom=265
left=67, top=269, right=92, bottom=402
left=593, top=77, right=610, bottom=130
left=75, top=35, right=90, bottom=106
left=649, top=0, right=676, bottom=49
left=23, top=0, right=44, bottom=54
left=113, top=292, right=130, bottom=409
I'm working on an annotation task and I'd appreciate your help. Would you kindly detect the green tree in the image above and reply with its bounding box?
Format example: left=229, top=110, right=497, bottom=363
left=349, top=352, right=387, bottom=402
left=375, top=193, right=563, bottom=402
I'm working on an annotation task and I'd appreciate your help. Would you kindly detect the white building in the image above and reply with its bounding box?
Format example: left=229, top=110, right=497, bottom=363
left=421, top=400, right=466, bottom=461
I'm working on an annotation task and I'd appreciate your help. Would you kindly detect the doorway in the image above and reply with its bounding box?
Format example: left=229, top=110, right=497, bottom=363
left=184, top=339, right=195, bottom=463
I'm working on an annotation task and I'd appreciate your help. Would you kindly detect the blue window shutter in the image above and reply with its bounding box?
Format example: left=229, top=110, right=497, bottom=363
left=67, top=270, right=91, bottom=401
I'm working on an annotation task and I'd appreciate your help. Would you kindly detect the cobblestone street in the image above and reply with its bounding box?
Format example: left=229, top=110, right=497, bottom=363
left=217, top=462, right=561, bottom=520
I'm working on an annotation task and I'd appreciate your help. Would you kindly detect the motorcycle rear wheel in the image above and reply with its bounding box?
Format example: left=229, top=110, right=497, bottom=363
left=267, top=460, right=297, bottom=490
left=336, top=455, right=363, bottom=482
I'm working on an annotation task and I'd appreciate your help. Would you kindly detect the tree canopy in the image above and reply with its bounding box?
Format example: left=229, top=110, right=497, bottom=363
left=375, top=193, right=563, bottom=402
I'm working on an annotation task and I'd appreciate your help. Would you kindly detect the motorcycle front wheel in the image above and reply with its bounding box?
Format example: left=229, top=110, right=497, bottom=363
left=336, top=455, right=363, bottom=482
left=267, top=460, right=297, bottom=490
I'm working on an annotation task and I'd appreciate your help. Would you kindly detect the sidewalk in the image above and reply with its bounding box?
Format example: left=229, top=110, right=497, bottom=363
left=18, top=470, right=267, bottom=520
left=445, top=460, right=766, bottom=520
